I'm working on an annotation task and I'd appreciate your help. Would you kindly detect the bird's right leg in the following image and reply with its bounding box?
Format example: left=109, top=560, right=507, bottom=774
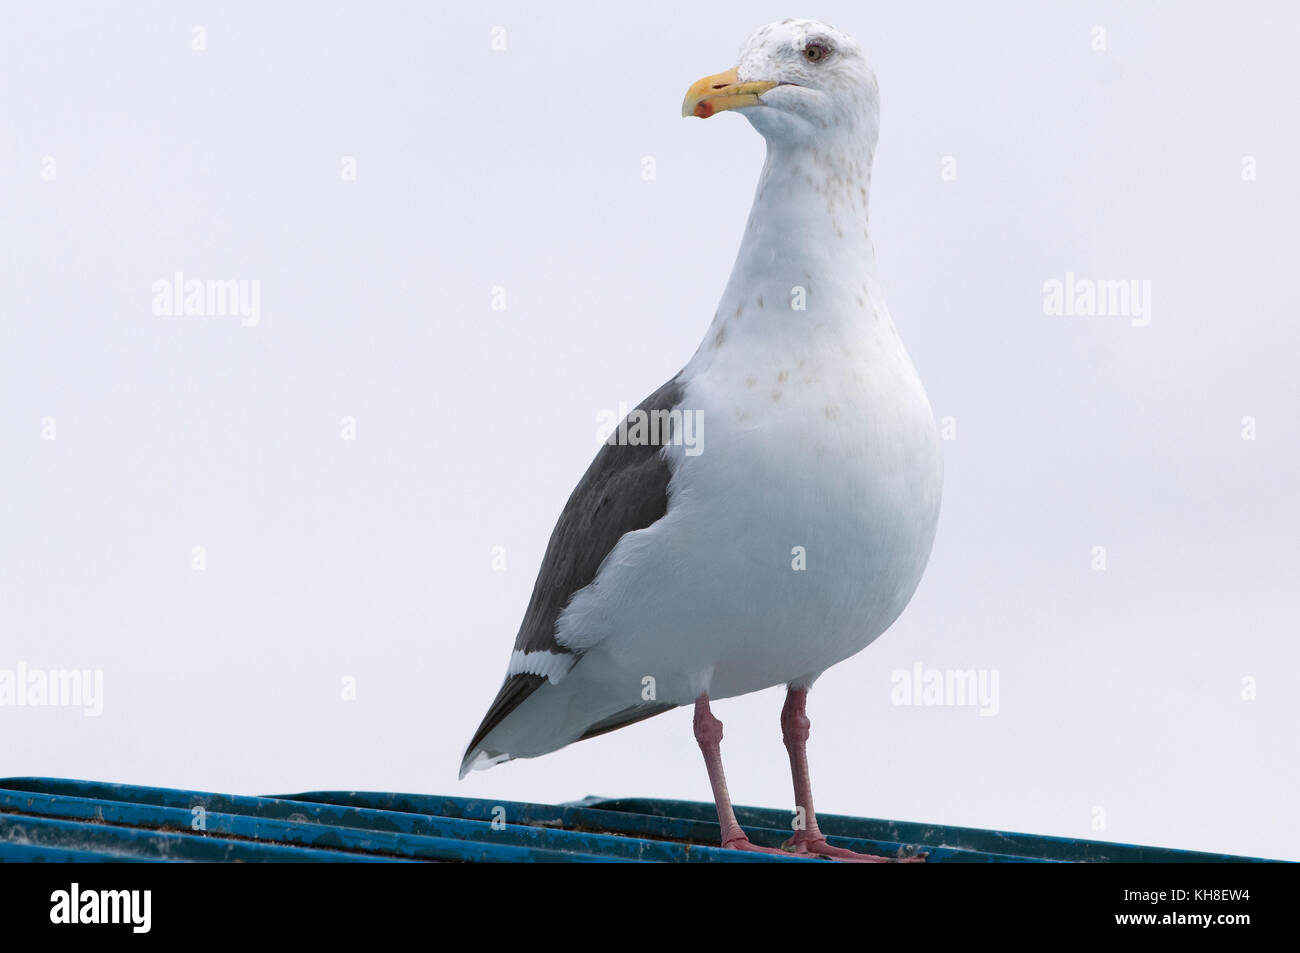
left=693, top=694, right=788, bottom=855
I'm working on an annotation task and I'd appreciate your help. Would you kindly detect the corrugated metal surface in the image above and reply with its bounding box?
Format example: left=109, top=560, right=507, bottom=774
left=0, top=777, right=1276, bottom=862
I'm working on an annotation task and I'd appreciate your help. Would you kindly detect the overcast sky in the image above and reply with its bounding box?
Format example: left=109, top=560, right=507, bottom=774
left=2, top=0, right=1297, bottom=860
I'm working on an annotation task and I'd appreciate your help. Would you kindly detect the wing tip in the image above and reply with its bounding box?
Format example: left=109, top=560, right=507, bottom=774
left=458, top=673, right=547, bottom=780
left=458, top=747, right=512, bottom=780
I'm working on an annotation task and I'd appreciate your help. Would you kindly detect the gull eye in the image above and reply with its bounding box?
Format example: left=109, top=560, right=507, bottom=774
left=803, top=42, right=830, bottom=63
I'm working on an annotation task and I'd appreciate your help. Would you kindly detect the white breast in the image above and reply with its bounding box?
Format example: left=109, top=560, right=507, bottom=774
left=554, top=294, right=942, bottom=706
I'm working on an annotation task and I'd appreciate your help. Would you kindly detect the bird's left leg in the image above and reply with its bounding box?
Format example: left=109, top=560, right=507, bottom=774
left=694, top=694, right=788, bottom=855
left=780, top=687, right=923, bottom=862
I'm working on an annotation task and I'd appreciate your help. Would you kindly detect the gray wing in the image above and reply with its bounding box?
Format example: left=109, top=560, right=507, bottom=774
left=462, top=375, right=684, bottom=762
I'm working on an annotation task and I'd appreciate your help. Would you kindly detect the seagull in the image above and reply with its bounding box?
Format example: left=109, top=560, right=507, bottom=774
left=461, top=18, right=943, bottom=861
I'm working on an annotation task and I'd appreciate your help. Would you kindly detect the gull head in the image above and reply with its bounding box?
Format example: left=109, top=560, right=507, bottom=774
left=682, top=19, right=879, bottom=148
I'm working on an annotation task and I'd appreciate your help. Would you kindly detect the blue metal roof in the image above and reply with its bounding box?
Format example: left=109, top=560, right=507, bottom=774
left=0, top=778, right=1277, bottom=862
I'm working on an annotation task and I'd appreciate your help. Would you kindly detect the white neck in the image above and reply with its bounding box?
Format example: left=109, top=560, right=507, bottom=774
left=689, top=131, right=882, bottom=369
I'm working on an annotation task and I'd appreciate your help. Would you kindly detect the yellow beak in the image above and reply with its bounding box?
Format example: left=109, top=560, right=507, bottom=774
left=682, top=67, right=779, bottom=118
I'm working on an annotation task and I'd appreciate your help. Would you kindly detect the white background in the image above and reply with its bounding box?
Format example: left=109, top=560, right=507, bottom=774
left=2, top=1, right=1297, bottom=860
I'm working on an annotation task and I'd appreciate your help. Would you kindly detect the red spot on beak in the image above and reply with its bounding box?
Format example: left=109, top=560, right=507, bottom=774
left=694, top=101, right=715, bottom=119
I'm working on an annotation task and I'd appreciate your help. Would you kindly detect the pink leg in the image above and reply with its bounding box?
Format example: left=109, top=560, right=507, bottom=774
left=781, top=687, right=924, bottom=863
left=694, top=695, right=788, bottom=855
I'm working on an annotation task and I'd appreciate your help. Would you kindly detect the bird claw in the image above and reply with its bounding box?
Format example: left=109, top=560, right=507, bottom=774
left=781, top=833, right=927, bottom=863
left=720, top=835, right=800, bottom=857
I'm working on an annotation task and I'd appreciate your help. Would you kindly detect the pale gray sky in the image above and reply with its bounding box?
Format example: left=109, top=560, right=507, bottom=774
left=2, top=0, right=1297, bottom=860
